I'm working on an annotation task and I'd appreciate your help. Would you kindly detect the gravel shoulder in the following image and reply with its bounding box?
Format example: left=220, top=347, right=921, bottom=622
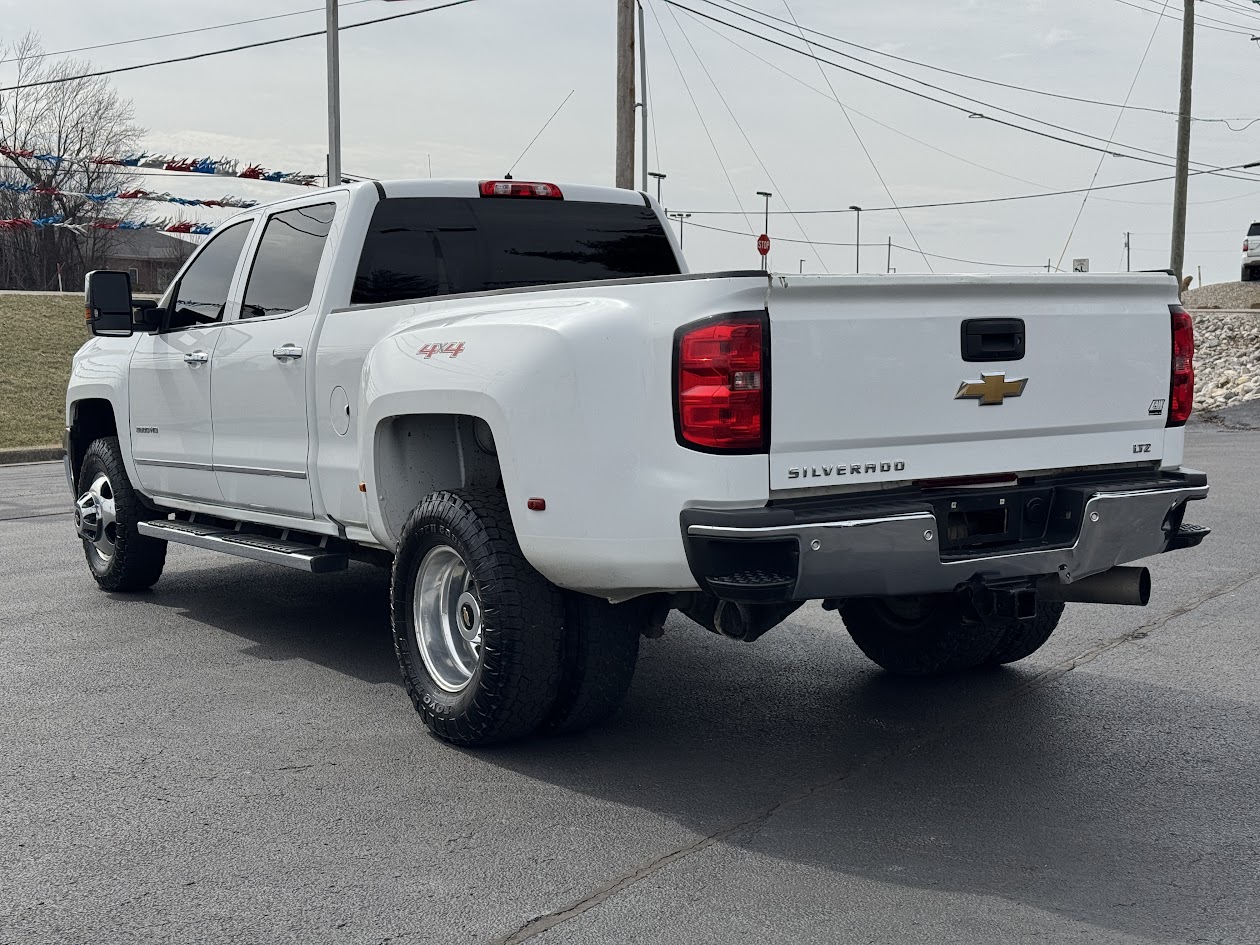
left=1181, top=282, right=1260, bottom=414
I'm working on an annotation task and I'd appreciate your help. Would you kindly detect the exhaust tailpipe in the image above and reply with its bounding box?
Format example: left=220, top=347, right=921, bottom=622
left=1037, top=566, right=1151, bottom=607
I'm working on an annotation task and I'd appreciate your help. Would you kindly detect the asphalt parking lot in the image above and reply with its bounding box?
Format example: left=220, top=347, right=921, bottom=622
left=2, top=425, right=1258, bottom=945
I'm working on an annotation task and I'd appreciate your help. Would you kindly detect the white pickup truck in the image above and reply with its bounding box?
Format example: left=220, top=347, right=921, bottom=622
left=68, top=178, right=1210, bottom=745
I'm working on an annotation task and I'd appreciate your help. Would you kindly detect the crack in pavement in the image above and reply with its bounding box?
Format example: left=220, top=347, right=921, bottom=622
left=0, top=509, right=71, bottom=523
left=486, top=566, right=1260, bottom=945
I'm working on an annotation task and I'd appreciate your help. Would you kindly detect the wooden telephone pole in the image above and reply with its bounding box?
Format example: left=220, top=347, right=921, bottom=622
left=1169, top=0, right=1194, bottom=289
left=615, top=0, right=636, bottom=189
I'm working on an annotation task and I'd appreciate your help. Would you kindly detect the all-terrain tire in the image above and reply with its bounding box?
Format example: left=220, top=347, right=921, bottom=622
left=543, top=592, right=643, bottom=734
left=838, top=594, right=1003, bottom=676
left=983, top=600, right=1066, bottom=666
left=76, top=436, right=166, bottom=592
left=391, top=489, right=564, bottom=746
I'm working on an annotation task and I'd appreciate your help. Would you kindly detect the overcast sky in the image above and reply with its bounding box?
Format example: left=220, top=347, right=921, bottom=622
left=7, top=0, right=1260, bottom=284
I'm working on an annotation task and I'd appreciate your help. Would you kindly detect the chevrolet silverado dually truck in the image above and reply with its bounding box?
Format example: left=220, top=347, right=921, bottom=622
left=67, top=177, right=1211, bottom=745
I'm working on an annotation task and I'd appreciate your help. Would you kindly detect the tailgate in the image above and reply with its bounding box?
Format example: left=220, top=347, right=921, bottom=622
left=767, top=273, right=1178, bottom=492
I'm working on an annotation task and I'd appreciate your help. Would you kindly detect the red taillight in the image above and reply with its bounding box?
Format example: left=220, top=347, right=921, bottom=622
left=675, top=314, right=767, bottom=452
left=1245, top=240, right=1250, bottom=252
left=478, top=180, right=563, bottom=199
left=1168, top=304, right=1194, bottom=426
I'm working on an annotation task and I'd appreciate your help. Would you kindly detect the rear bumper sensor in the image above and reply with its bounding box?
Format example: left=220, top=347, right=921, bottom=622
left=681, top=471, right=1209, bottom=603
left=138, top=520, right=348, bottom=573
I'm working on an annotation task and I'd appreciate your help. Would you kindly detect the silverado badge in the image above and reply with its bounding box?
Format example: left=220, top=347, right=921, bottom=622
left=955, top=372, right=1028, bottom=406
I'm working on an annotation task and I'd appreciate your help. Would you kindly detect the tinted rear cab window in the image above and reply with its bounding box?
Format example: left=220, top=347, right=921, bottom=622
left=352, top=197, right=680, bottom=305
left=1249, top=223, right=1260, bottom=237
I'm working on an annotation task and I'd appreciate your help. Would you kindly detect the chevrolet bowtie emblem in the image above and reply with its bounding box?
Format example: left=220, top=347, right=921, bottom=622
left=955, top=372, right=1028, bottom=406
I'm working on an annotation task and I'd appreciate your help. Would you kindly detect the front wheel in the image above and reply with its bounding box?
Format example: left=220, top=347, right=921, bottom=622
left=838, top=594, right=1003, bottom=676
left=391, top=490, right=565, bottom=746
left=75, top=436, right=166, bottom=592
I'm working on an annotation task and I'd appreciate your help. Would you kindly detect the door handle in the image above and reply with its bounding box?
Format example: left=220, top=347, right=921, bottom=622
left=272, top=345, right=304, bottom=361
left=183, top=351, right=209, bottom=365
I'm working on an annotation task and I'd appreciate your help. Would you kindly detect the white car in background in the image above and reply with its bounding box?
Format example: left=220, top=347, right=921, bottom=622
left=1242, top=222, right=1260, bottom=281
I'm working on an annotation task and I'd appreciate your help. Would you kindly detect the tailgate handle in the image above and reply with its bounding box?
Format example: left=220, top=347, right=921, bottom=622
left=961, top=318, right=1025, bottom=362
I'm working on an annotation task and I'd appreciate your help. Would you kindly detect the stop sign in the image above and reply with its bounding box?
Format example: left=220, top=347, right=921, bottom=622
left=757, top=233, right=771, bottom=256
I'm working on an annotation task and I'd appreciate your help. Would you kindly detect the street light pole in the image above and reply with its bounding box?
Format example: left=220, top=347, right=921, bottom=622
left=648, top=171, right=666, bottom=204
left=669, top=211, right=691, bottom=248
left=326, top=0, right=342, bottom=187
left=849, top=206, right=862, bottom=274
left=756, top=190, right=772, bottom=271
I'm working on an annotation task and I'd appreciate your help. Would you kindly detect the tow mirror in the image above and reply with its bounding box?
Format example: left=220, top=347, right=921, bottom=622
left=84, top=270, right=135, bottom=337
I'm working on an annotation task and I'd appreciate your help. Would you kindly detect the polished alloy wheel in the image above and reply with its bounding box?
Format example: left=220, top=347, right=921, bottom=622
left=413, top=544, right=483, bottom=692
left=75, top=473, right=117, bottom=567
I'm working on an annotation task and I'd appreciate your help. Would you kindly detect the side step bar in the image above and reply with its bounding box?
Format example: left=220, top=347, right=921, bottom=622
left=138, top=519, right=349, bottom=573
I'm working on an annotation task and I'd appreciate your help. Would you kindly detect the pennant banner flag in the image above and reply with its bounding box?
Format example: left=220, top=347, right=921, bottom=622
left=0, top=180, right=258, bottom=208
left=0, top=145, right=318, bottom=186
left=0, top=214, right=216, bottom=236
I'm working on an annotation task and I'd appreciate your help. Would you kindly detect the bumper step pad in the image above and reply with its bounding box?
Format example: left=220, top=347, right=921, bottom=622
left=1167, top=522, right=1211, bottom=552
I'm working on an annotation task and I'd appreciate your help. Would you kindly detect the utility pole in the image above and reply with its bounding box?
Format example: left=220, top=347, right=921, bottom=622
left=326, top=0, right=342, bottom=187
left=849, top=206, right=862, bottom=273
left=1170, top=0, right=1194, bottom=290
left=616, top=0, right=636, bottom=189
left=648, top=170, right=666, bottom=204
left=1125, top=232, right=1131, bottom=272
left=638, top=1, right=648, bottom=192
left=757, top=191, right=772, bottom=271
left=886, top=236, right=892, bottom=274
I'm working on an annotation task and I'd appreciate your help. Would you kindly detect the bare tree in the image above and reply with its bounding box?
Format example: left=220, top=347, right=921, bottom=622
left=0, top=33, right=144, bottom=289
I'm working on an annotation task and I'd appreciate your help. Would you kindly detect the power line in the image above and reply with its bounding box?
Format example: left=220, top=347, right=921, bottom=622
left=673, top=162, right=1260, bottom=215
left=700, top=0, right=1256, bottom=122
left=0, top=1, right=375, bottom=66
left=681, top=217, right=1055, bottom=268
left=661, top=2, right=828, bottom=270
left=1057, top=0, right=1170, bottom=270
left=1142, top=0, right=1260, bottom=28
left=680, top=7, right=1219, bottom=209
left=779, top=0, right=931, bottom=271
left=679, top=9, right=1048, bottom=192
left=645, top=0, right=754, bottom=234
left=0, top=0, right=480, bottom=93
left=1106, top=0, right=1255, bottom=35
left=670, top=0, right=1260, bottom=180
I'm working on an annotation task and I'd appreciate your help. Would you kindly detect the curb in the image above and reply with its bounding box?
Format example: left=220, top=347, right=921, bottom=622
left=0, top=446, right=64, bottom=465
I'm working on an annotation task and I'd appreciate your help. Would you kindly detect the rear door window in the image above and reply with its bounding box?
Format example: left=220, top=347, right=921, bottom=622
left=241, top=203, right=336, bottom=319
left=351, top=197, right=679, bottom=305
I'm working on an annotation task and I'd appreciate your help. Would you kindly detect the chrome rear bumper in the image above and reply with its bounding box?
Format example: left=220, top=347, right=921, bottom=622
left=682, top=472, right=1209, bottom=602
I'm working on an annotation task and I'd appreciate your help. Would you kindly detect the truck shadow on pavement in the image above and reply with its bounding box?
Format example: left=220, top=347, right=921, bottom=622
left=138, top=559, right=398, bottom=686
left=126, top=559, right=1257, bottom=942
left=479, top=612, right=1260, bottom=943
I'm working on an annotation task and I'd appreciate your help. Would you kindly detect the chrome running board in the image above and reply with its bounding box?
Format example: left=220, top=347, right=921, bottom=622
left=137, top=519, right=348, bottom=573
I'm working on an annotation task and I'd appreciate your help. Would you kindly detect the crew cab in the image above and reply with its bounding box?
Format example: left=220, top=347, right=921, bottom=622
left=67, top=178, right=1210, bottom=746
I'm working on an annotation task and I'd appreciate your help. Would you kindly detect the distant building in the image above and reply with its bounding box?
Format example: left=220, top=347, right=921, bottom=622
left=91, top=229, right=195, bottom=295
